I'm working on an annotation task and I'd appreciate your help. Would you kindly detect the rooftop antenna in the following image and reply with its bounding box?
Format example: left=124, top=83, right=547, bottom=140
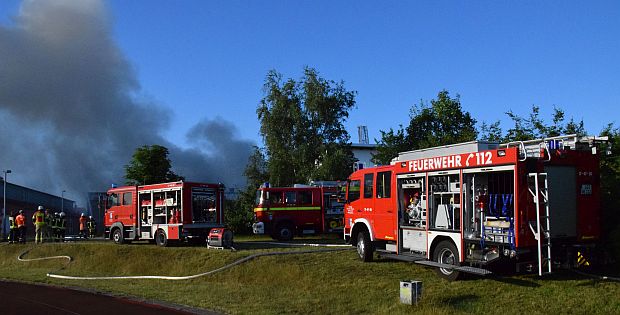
left=358, top=125, right=369, bottom=144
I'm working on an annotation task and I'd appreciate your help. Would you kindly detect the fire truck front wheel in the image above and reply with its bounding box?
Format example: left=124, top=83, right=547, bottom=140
left=356, top=231, right=373, bottom=262
left=111, top=228, right=124, bottom=244
left=433, top=240, right=461, bottom=281
left=155, top=229, right=168, bottom=247
left=274, top=223, right=294, bottom=241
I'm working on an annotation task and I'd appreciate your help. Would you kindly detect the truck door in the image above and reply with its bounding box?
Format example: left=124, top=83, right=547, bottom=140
left=374, top=170, right=396, bottom=240
left=106, top=189, right=136, bottom=226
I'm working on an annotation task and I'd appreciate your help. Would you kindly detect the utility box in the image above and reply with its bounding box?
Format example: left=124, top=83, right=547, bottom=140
left=400, top=280, right=422, bottom=305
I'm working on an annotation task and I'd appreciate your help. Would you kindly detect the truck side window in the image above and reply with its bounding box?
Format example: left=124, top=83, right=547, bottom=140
left=123, top=192, right=132, bottom=206
left=376, top=171, right=392, bottom=198
left=348, top=180, right=361, bottom=202
left=285, top=191, right=297, bottom=204
left=269, top=191, right=283, bottom=204
left=299, top=191, right=312, bottom=204
left=363, top=173, right=374, bottom=198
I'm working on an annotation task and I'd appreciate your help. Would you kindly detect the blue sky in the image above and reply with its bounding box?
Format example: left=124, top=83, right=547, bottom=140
left=2, top=1, right=619, bottom=147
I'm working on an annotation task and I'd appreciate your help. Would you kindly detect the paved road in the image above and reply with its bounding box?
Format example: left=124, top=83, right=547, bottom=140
left=0, top=281, right=209, bottom=315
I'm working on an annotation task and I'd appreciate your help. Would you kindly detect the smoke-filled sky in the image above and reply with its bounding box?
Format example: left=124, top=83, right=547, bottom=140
left=0, top=0, right=254, bottom=204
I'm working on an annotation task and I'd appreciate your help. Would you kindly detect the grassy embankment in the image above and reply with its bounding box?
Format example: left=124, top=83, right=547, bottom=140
left=0, top=237, right=619, bottom=315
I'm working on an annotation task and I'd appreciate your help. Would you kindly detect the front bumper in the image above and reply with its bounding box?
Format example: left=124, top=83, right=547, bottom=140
left=252, top=222, right=265, bottom=235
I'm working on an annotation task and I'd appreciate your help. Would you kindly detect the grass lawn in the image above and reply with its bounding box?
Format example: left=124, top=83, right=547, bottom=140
left=0, top=238, right=619, bottom=315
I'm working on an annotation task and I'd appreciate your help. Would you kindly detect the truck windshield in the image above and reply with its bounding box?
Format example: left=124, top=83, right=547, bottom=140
left=348, top=180, right=361, bottom=202
left=255, top=190, right=265, bottom=205
left=106, top=193, right=120, bottom=209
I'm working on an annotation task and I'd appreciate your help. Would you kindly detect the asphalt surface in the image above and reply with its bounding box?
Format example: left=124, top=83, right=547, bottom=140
left=0, top=280, right=210, bottom=315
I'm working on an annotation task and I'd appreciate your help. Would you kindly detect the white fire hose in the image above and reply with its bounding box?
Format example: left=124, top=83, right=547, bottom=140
left=246, top=241, right=351, bottom=248
left=17, top=242, right=353, bottom=281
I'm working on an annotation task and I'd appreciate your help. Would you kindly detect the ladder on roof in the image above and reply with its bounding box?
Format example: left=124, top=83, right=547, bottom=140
left=502, top=134, right=610, bottom=161
left=502, top=135, right=575, bottom=161
left=527, top=173, right=552, bottom=276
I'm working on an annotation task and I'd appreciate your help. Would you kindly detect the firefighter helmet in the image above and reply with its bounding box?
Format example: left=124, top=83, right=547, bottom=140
left=37, top=206, right=44, bottom=210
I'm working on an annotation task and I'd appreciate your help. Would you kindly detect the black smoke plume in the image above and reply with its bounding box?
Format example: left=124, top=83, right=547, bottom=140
left=0, top=0, right=253, bottom=205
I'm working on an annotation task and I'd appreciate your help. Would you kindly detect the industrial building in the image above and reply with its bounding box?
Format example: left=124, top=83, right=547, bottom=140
left=1, top=178, right=78, bottom=239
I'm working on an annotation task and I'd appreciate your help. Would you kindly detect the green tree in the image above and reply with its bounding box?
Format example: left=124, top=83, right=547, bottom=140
left=373, top=90, right=477, bottom=165
left=599, top=124, right=620, bottom=258
left=227, top=147, right=270, bottom=233
left=504, top=105, right=585, bottom=142
left=479, top=120, right=503, bottom=141
left=257, top=67, right=357, bottom=186
left=124, top=145, right=183, bottom=185
left=372, top=126, right=409, bottom=165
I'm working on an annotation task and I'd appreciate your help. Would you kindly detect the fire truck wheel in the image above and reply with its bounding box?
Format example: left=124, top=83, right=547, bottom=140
left=112, top=228, right=124, bottom=244
left=275, top=223, right=294, bottom=241
left=356, top=231, right=373, bottom=262
left=433, top=240, right=461, bottom=281
left=155, top=229, right=168, bottom=247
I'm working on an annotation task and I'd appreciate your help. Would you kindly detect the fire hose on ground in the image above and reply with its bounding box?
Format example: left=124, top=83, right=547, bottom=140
left=572, top=269, right=620, bottom=282
left=17, top=242, right=353, bottom=281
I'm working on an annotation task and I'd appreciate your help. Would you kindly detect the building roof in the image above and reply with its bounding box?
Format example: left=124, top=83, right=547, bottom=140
left=351, top=143, right=378, bottom=149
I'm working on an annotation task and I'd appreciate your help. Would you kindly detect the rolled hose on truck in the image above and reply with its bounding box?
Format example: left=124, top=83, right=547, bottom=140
left=16, top=242, right=353, bottom=281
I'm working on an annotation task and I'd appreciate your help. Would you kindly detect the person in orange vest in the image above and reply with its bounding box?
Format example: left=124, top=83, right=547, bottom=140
left=15, top=210, right=26, bottom=243
left=79, top=213, right=88, bottom=239
left=32, top=206, right=46, bottom=243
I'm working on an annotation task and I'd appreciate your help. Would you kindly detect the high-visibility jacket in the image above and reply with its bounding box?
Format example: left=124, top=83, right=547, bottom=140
left=33, top=210, right=45, bottom=226
left=15, top=214, right=25, bottom=227
left=9, top=215, right=16, bottom=229
left=87, top=220, right=96, bottom=230
left=51, top=216, right=59, bottom=229
left=79, top=216, right=88, bottom=230
left=44, top=213, right=52, bottom=225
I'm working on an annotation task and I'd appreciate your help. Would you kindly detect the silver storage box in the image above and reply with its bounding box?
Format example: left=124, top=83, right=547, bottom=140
left=400, top=280, right=422, bottom=305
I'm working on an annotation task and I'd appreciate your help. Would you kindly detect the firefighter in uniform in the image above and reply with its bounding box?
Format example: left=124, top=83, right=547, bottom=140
left=32, top=206, right=46, bottom=244
left=16, top=210, right=26, bottom=243
left=58, top=212, right=66, bottom=242
left=44, top=209, right=53, bottom=242
left=51, top=212, right=59, bottom=242
left=87, top=216, right=96, bottom=238
left=7, top=211, right=17, bottom=243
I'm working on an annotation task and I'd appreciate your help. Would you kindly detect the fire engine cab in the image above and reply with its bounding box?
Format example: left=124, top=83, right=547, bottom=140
left=252, top=182, right=344, bottom=240
left=105, top=181, right=230, bottom=247
left=344, top=135, right=607, bottom=280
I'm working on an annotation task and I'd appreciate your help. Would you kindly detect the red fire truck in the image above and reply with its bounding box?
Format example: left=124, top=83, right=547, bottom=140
left=344, top=135, right=608, bottom=280
left=252, top=182, right=345, bottom=240
left=105, top=181, right=231, bottom=247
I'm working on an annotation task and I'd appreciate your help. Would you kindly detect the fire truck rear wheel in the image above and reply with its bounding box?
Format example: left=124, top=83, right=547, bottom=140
left=155, top=229, right=168, bottom=247
left=433, top=240, right=461, bottom=281
left=356, top=231, right=373, bottom=262
left=112, top=228, right=124, bottom=244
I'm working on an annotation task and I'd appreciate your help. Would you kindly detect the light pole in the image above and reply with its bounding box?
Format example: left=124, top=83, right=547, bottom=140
left=61, top=190, right=66, bottom=213
left=2, top=169, right=11, bottom=240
